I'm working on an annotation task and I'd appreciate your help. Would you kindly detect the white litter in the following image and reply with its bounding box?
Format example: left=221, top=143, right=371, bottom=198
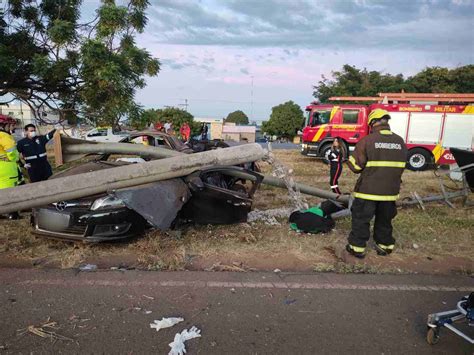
left=150, top=317, right=184, bottom=332
left=168, top=326, right=201, bottom=355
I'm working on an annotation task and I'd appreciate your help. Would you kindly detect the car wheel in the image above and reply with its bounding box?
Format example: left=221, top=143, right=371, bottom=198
left=407, top=148, right=432, bottom=171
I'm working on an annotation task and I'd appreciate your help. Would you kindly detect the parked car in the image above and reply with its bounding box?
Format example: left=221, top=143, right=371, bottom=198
left=83, top=127, right=130, bottom=142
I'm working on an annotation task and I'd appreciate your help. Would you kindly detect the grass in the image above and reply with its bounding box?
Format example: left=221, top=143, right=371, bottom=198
left=0, top=150, right=472, bottom=274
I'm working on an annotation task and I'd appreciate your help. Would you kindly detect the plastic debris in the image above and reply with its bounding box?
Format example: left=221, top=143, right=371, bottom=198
left=412, top=243, right=419, bottom=249
left=150, top=317, right=184, bottom=332
left=78, top=264, right=97, bottom=272
left=168, top=326, right=201, bottom=355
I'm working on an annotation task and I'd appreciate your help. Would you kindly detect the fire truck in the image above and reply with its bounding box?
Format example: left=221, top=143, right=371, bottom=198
left=301, top=93, right=474, bottom=171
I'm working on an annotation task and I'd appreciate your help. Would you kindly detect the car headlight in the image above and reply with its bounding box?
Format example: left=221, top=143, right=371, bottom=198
left=90, top=196, right=125, bottom=211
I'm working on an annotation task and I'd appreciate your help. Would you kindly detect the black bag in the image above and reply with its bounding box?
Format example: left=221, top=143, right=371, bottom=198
left=289, top=207, right=335, bottom=234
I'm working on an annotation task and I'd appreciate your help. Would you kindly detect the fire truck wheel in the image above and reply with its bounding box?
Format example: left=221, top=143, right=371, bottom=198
left=319, top=143, right=333, bottom=164
left=407, top=148, right=432, bottom=171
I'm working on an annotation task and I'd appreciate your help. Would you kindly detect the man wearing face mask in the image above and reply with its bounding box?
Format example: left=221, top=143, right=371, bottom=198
left=17, top=124, right=57, bottom=183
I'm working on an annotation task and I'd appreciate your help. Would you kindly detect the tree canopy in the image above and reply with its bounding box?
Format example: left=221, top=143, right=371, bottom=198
left=132, top=107, right=200, bottom=134
left=313, top=64, right=474, bottom=102
left=225, top=110, right=249, bottom=125
left=0, top=0, right=160, bottom=126
left=262, top=101, right=303, bottom=138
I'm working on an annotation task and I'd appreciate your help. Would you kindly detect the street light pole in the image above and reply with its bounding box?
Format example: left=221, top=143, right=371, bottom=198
left=251, top=75, right=254, bottom=122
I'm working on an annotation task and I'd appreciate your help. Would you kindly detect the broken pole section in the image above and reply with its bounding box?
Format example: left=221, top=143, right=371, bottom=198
left=0, top=144, right=267, bottom=215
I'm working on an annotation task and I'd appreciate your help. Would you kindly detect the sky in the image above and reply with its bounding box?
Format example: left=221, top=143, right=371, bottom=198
left=90, top=0, right=474, bottom=121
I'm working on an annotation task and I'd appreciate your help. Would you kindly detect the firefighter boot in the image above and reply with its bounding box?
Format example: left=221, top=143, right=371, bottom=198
left=374, top=243, right=394, bottom=256
left=345, top=244, right=366, bottom=259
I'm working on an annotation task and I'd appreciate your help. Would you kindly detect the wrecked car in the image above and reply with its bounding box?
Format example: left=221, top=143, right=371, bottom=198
left=31, top=159, right=263, bottom=242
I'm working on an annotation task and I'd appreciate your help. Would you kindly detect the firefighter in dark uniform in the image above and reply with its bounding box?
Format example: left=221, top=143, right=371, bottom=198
left=346, top=109, right=407, bottom=258
left=17, top=124, right=56, bottom=183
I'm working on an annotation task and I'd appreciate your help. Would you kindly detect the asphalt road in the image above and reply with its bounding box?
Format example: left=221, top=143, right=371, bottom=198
left=258, top=142, right=300, bottom=150
left=0, top=269, right=472, bottom=354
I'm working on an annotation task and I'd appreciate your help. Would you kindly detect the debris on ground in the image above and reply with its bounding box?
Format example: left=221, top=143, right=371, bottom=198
left=78, top=264, right=97, bottom=272
left=18, top=321, right=73, bottom=342
left=284, top=299, right=297, bottom=305
left=247, top=207, right=293, bottom=225
left=150, top=317, right=184, bottom=332
left=168, top=326, right=201, bottom=355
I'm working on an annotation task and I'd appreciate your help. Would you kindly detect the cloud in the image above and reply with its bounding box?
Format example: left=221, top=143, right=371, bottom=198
left=146, top=0, right=474, bottom=54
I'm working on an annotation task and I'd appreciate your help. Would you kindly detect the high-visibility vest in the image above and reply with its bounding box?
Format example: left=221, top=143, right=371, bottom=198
left=0, top=131, right=20, bottom=189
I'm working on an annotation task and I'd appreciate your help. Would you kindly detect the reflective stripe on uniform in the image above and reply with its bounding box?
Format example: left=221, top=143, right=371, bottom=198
left=24, top=153, right=47, bottom=160
left=379, top=130, right=392, bottom=135
left=330, top=185, right=338, bottom=188
left=349, top=245, right=366, bottom=253
left=348, top=155, right=363, bottom=171
left=353, top=192, right=399, bottom=201
left=5, top=146, right=16, bottom=153
left=376, top=243, right=394, bottom=250
left=365, top=161, right=406, bottom=168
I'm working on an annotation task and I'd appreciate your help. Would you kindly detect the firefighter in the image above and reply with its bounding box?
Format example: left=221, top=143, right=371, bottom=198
left=345, top=109, right=407, bottom=258
left=0, top=115, right=20, bottom=219
left=17, top=124, right=56, bottom=183
left=328, top=138, right=343, bottom=194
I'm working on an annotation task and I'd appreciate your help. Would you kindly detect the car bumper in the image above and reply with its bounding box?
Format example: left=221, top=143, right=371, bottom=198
left=32, top=207, right=146, bottom=242
left=300, top=142, right=320, bottom=156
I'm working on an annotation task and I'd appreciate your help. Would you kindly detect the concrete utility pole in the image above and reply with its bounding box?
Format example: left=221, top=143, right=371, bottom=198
left=0, top=144, right=267, bottom=214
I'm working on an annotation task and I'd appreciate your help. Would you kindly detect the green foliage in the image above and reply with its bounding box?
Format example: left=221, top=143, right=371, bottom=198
left=313, top=64, right=474, bottom=102
left=262, top=101, right=303, bottom=138
left=0, top=0, right=159, bottom=126
left=225, top=110, right=249, bottom=125
left=131, top=108, right=200, bottom=134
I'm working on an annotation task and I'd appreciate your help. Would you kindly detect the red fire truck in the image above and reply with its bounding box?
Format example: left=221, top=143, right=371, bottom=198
left=301, top=95, right=474, bottom=171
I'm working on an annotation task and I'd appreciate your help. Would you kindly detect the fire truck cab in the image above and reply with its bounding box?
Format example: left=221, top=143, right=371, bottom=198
left=301, top=100, right=474, bottom=171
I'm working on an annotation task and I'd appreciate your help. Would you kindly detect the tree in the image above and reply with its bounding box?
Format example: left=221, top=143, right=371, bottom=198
left=132, top=107, right=200, bottom=135
left=0, top=0, right=159, bottom=126
left=313, top=65, right=407, bottom=102
left=405, top=67, right=455, bottom=93
left=313, top=64, right=474, bottom=102
left=225, top=110, right=249, bottom=125
left=262, top=101, right=303, bottom=138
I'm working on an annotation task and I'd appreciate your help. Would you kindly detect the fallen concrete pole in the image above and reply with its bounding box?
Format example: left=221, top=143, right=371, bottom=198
left=0, top=143, right=266, bottom=214
left=262, top=176, right=350, bottom=203
left=63, top=142, right=182, bottom=159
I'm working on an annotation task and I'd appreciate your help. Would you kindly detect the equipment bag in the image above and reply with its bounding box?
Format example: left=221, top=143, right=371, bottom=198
left=289, top=206, right=335, bottom=234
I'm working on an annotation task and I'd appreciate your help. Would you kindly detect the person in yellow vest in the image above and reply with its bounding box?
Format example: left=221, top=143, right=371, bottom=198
left=0, top=115, right=20, bottom=219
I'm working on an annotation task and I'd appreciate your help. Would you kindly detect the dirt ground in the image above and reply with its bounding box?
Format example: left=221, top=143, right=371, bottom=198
left=0, top=150, right=472, bottom=275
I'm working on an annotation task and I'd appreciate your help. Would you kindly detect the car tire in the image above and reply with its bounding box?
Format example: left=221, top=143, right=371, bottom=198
left=407, top=148, right=432, bottom=171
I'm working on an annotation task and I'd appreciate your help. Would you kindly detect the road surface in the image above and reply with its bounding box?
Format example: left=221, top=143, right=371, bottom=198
left=0, top=269, right=472, bottom=354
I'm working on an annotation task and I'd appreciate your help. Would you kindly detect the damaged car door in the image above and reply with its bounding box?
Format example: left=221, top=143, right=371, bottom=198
left=180, top=167, right=263, bottom=225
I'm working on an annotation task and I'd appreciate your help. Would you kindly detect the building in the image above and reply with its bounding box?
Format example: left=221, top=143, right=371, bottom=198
left=194, top=117, right=224, bottom=140
left=0, top=102, right=60, bottom=127
left=222, top=123, right=256, bottom=143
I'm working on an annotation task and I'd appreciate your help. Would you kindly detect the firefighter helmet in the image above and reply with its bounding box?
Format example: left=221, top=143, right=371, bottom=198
left=368, top=109, right=390, bottom=126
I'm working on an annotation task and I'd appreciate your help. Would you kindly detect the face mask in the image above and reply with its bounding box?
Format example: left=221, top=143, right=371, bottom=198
left=28, top=131, right=37, bottom=138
